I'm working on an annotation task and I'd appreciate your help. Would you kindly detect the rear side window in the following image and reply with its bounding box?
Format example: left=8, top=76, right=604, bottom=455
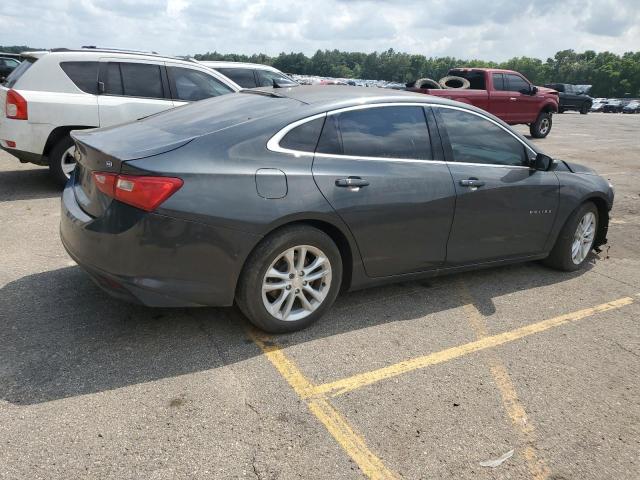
left=280, top=117, right=325, bottom=152
left=4, top=58, right=34, bottom=88
left=60, top=61, right=99, bottom=94
left=216, top=68, right=257, bottom=88
left=105, top=62, right=124, bottom=95
left=438, top=108, right=526, bottom=166
left=505, top=74, right=530, bottom=93
left=167, top=66, right=233, bottom=101
left=317, top=106, right=431, bottom=160
left=119, top=63, right=164, bottom=99
left=450, top=70, right=486, bottom=89
left=492, top=74, right=505, bottom=91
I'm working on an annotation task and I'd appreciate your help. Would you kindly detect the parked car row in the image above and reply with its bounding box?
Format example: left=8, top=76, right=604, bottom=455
left=590, top=97, right=639, bottom=113
left=0, top=48, right=298, bottom=184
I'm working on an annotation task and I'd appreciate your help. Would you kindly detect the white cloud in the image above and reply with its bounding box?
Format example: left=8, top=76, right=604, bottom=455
left=0, top=0, right=638, bottom=60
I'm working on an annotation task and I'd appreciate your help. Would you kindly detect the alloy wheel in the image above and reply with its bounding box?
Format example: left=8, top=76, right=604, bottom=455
left=571, top=211, right=596, bottom=264
left=261, top=245, right=332, bottom=321
left=60, top=146, right=77, bottom=178
left=539, top=118, right=550, bottom=135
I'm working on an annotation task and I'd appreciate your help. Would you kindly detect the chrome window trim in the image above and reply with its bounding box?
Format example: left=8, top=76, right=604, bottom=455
left=266, top=102, right=537, bottom=169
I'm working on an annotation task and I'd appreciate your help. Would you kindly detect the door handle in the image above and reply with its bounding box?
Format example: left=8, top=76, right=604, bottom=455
left=459, top=178, right=485, bottom=187
left=509, top=97, right=517, bottom=101
left=335, top=177, right=370, bottom=188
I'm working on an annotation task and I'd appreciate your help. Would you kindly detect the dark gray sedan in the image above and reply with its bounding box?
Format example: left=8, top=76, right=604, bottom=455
left=60, top=86, right=614, bottom=332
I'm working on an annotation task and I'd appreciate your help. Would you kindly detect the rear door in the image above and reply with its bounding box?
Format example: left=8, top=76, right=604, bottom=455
left=434, top=106, right=558, bottom=265
left=311, top=104, right=456, bottom=277
left=97, top=58, right=173, bottom=127
left=504, top=73, right=539, bottom=123
left=489, top=73, right=514, bottom=122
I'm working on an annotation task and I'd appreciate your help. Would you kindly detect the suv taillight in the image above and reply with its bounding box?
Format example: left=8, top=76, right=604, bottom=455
left=6, top=89, right=28, bottom=120
left=92, top=172, right=183, bottom=212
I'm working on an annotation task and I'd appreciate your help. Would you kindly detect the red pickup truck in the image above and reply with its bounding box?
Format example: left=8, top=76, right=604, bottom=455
left=407, top=68, right=559, bottom=138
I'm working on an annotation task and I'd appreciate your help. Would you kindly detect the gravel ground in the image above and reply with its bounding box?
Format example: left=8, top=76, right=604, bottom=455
left=1, top=112, right=639, bottom=479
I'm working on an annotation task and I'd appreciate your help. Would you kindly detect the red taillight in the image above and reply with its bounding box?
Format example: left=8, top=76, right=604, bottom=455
left=92, top=172, right=183, bottom=212
left=6, top=89, right=28, bottom=120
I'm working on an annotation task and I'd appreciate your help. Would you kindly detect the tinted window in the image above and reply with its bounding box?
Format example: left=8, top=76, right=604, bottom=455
left=105, top=63, right=123, bottom=95
left=505, top=74, right=530, bottom=93
left=316, top=115, right=342, bottom=155
left=256, top=69, right=297, bottom=87
left=280, top=117, right=324, bottom=152
left=60, top=61, right=99, bottom=94
left=168, top=67, right=233, bottom=101
left=318, top=106, right=431, bottom=160
left=120, top=63, right=164, bottom=98
left=450, top=70, right=486, bottom=89
left=438, top=108, right=526, bottom=166
left=4, top=57, right=34, bottom=88
left=492, top=74, right=505, bottom=91
left=216, top=68, right=257, bottom=88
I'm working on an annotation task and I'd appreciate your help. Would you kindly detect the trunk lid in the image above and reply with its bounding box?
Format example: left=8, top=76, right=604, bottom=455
left=72, top=91, right=302, bottom=217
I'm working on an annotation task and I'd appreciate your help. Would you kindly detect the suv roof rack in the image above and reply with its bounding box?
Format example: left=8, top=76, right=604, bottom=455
left=49, top=47, right=178, bottom=57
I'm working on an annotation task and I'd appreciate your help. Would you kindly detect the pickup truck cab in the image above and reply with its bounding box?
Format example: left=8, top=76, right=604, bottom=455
left=407, top=68, right=559, bottom=138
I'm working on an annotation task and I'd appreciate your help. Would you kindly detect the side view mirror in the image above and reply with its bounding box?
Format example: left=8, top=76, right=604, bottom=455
left=532, top=153, right=553, bottom=171
left=530, top=85, right=538, bottom=95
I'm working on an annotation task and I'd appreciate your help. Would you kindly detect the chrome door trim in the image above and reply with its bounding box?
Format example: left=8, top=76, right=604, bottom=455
left=266, top=101, right=538, bottom=169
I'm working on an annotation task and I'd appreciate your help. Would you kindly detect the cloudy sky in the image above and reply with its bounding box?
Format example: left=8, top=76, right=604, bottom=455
left=1, top=0, right=639, bottom=60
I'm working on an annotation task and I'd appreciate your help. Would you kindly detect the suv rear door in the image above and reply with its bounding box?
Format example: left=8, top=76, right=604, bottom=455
left=97, top=58, right=173, bottom=127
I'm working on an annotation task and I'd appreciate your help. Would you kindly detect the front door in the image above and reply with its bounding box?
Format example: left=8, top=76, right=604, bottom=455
left=312, top=105, right=456, bottom=277
left=504, top=73, right=541, bottom=123
left=434, top=106, right=559, bottom=266
left=97, top=59, right=174, bottom=127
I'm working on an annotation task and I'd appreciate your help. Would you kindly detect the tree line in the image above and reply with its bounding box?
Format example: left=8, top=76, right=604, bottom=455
left=194, top=49, right=640, bottom=98
left=3, top=45, right=638, bottom=97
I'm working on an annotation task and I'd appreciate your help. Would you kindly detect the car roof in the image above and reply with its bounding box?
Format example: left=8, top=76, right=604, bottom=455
left=199, top=61, right=282, bottom=72
left=260, top=84, right=463, bottom=108
left=21, top=48, right=198, bottom=64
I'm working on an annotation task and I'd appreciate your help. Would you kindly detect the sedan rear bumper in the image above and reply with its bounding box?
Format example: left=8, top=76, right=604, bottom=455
left=60, top=181, right=260, bottom=307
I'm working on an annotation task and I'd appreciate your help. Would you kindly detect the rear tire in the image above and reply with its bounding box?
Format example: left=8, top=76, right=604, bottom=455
left=48, top=135, right=76, bottom=186
left=236, top=225, right=342, bottom=333
left=544, top=202, right=598, bottom=271
left=580, top=103, right=589, bottom=114
left=529, top=111, right=552, bottom=138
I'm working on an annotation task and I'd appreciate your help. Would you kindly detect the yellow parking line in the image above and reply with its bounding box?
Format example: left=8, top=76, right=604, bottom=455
left=247, top=328, right=398, bottom=480
left=310, top=296, right=634, bottom=398
left=459, top=287, right=550, bottom=480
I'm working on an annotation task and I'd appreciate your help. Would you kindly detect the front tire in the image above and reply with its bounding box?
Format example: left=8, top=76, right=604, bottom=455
left=48, top=135, right=76, bottom=186
left=544, top=202, right=598, bottom=271
left=580, top=103, right=589, bottom=114
left=530, top=111, right=552, bottom=138
left=236, top=225, right=342, bottom=333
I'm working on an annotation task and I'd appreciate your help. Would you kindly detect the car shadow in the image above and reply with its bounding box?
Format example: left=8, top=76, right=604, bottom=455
left=0, top=167, right=61, bottom=202
left=0, top=261, right=593, bottom=405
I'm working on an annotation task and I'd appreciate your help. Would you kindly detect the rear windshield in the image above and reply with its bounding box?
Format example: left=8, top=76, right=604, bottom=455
left=3, top=57, right=35, bottom=87
left=448, top=70, right=486, bottom=89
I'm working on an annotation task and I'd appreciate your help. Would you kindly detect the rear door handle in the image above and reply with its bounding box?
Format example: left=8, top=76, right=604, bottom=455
left=459, top=178, right=485, bottom=187
left=335, top=177, right=370, bottom=188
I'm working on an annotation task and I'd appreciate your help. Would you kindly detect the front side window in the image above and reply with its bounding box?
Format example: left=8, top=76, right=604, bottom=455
left=60, top=61, right=99, bottom=94
left=317, top=106, right=432, bottom=160
left=216, top=68, right=257, bottom=88
left=505, top=74, right=530, bottom=93
left=438, top=108, right=527, bottom=167
left=168, top=67, right=233, bottom=101
left=256, top=69, right=297, bottom=87
left=119, top=63, right=164, bottom=99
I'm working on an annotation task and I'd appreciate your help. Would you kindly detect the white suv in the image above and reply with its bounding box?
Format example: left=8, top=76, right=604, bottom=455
left=200, top=61, right=297, bottom=89
left=0, top=48, right=240, bottom=184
